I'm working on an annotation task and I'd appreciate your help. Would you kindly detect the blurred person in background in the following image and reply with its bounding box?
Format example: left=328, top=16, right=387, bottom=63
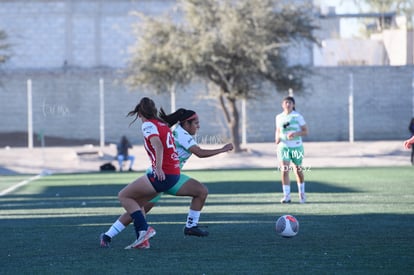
left=407, top=118, right=414, bottom=165
left=117, top=135, right=135, bottom=172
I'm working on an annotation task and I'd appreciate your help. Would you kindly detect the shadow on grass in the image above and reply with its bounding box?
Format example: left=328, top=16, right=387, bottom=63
left=3, top=179, right=357, bottom=197
left=0, top=179, right=356, bottom=211
left=2, top=168, right=413, bottom=274
left=2, top=211, right=413, bottom=274
left=205, top=180, right=355, bottom=194
left=2, top=210, right=414, bottom=231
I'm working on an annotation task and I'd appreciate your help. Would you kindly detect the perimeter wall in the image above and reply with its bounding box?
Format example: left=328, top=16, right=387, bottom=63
left=0, top=66, right=412, bottom=145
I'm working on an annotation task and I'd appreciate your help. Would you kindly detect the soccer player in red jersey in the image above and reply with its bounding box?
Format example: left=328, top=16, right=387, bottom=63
left=116, top=97, right=180, bottom=249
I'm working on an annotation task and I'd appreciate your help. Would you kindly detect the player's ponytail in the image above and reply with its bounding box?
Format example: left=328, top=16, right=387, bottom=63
left=127, top=97, right=158, bottom=126
left=159, top=108, right=197, bottom=127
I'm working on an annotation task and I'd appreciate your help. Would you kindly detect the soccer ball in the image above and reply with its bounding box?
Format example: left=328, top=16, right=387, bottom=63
left=275, top=215, right=299, bottom=237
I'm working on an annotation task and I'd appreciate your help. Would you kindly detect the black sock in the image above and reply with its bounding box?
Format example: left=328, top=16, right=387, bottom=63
left=130, top=210, right=148, bottom=238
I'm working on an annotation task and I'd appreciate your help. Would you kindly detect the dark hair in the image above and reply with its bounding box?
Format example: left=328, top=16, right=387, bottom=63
left=159, top=108, right=196, bottom=127
left=409, top=118, right=414, bottom=133
left=283, top=96, right=296, bottom=111
left=120, top=135, right=128, bottom=144
left=127, top=97, right=159, bottom=126
left=283, top=96, right=295, bottom=104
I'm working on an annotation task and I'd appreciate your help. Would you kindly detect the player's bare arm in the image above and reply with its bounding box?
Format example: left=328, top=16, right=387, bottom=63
left=275, top=127, right=281, bottom=144
left=189, top=143, right=233, bottom=158
left=287, top=124, right=308, bottom=139
left=150, top=136, right=165, bottom=181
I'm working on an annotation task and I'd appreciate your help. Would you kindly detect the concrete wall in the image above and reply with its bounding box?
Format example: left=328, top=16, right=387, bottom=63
left=244, top=66, right=414, bottom=142
left=1, top=66, right=413, bottom=145
left=0, top=0, right=412, bottom=145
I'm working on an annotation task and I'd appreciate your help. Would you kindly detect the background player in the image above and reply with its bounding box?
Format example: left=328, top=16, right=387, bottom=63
left=275, top=96, right=308, bottom=204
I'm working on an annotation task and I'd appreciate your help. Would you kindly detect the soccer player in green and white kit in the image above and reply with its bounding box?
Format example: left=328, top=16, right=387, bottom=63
left=275, top=96, right=308, bottom=204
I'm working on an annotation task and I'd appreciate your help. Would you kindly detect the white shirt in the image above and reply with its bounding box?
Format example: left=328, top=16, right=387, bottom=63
left=173, top=124, right=198, bottom=168
left=275, top=110, right=306, bottom=148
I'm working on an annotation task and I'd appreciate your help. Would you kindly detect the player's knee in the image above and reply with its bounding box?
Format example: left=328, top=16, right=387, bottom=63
left=118, top=189, right=126, bottom=201
left=279, top=164, right=290, bottom=172
left=198, top=184, right=208, bottom=199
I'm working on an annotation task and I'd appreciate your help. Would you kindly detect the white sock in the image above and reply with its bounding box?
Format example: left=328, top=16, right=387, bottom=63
left=282, top=185, right=291, bottom=198
left=298, top=182, right=305, bottom=193
left=105, top=220, right=126, bottom=238
left=186, top=209, right=200, bottom=228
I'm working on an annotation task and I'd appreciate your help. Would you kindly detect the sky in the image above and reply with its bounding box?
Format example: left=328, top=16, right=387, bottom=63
left=316, top=0, right=363, bottom=38
left=317, top=0, right=359, bottom=13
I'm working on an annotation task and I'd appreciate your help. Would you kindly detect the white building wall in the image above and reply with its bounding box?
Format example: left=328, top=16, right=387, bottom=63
left=372, top=29, right=407, bottom=66
left=313, top=39, right=389, bottom=66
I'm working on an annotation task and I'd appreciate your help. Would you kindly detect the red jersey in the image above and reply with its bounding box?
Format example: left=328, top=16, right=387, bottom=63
left=141, top=119, right=180, bottom=175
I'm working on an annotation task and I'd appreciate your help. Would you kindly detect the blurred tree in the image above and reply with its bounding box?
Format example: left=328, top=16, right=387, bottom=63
left=125, top=15, right=194, bottom=111
left=125, top=0, right=318, bottom=152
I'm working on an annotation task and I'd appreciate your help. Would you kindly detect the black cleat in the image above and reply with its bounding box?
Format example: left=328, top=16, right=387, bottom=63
left=184, top=226, right=209, bottom=237
left=100, top=233, right=111, bottom=248
left=280, top=197, right=291, bottom=204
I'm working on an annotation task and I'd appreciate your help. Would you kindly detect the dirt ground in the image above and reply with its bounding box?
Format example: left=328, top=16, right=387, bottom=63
left=0, top=137, right=411, bottom=175
left=0, top=131, right=100, bottom=147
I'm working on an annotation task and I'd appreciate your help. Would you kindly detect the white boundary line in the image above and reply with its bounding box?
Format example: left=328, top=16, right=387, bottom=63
left=0, top=171, right=51, bottom=196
